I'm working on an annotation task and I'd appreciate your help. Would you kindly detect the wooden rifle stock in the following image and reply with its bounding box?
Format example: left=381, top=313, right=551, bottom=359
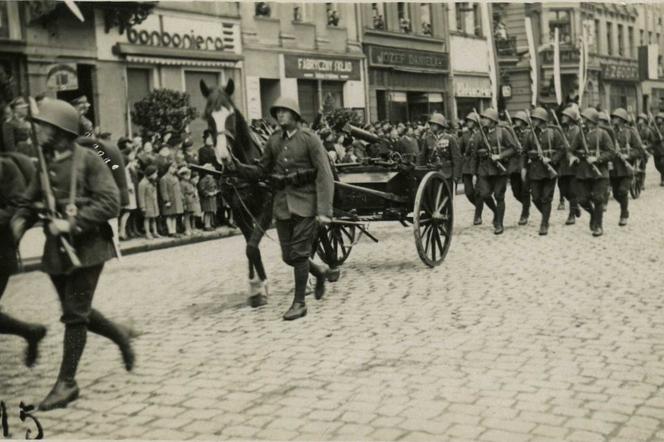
left=25, top=97, right=81, bottom=271
left=578, top=123, right=602, bottom=177
left=473, top=108, right=507, bottom=173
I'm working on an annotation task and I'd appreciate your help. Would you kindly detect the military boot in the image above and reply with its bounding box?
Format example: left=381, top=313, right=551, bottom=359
left=283, top=302, right=307, bottom=321
left=39, top=379, right=79, bottom=411
left=494, top=201, right=505, bottom=235
left=565, top=211, right=576, bottom=225
left=518, top=207, right=529, bottom=226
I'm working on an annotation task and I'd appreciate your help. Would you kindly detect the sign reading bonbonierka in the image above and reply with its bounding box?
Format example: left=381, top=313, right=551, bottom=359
left=284, top=55, right=361, bottom=81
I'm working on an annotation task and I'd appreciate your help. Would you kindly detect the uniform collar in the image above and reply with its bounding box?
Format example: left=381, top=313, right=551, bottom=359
left=53, top=147, right=75, bottom=162
left=283, top=127, right=299, bottom=140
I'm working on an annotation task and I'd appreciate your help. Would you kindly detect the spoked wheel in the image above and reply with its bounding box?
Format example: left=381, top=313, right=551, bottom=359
left=316, top=223, right=357, bottom=268
left=413, top=171, right=453, bottom=268
left=630, top=174, right=642, bottom=199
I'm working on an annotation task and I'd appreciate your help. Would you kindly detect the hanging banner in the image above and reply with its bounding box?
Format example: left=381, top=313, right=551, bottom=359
left=578, top=22, right=589, bottom=107
left=554, top=27, right=562, bottom=105
left=481, top=3, right=497, bottom=108
left=525, top=17, right=538, bottom=107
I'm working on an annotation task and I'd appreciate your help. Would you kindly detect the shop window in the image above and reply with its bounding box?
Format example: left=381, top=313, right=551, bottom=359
left=548, top=10, right=571, bottom=45
left=420, top=3, right=432, bottom=36
left=372, top=3, right=385, bottom=30
left=397, top=3, right=411, bottom=34
left=293, top=5, right=303, bottom=22
left=618, top=24, right=624, bottom=56
left=260, top=79, right=280, bottom=120
left=127, top=68, right=152, bottom=109
left=455, top=2, right=468, bottom=33
left=255, top=2, right=271, bottom=18
left=0, top=2, right=20, bottom=39
left=327, top=3, right=340, bottom=27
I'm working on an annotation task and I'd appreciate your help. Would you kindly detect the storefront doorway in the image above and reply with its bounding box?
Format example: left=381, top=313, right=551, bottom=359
left=259, top=78, right=280, bottom=121
left=185, top=70, right=222, bottom=144
left=297, top=79, right=344, bottom=124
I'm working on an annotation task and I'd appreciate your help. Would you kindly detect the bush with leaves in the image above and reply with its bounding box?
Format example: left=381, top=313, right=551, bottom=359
left=131, top=89, right=198, bottom=138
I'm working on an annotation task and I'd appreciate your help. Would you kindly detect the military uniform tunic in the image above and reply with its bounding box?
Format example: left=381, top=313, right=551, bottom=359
left=476, top=126, right=516, bottom=177
left=418, top=131, right=460, bottom=180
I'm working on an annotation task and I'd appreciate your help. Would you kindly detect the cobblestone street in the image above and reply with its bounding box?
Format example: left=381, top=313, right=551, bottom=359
left=2, top=168, right=664, bottom=441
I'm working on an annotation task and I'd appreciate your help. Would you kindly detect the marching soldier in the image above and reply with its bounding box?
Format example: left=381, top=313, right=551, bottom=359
left=10, top=99, right=135, bottom=410
left=653, top=112, right=664, bottom=187
left=0, top=152, right=47, bottom=367
left=558, top=107, right=582, bottom=225
left=636, top=113, right=653, bottom=190
left=598, top=111, right=613, bottom=210
left=609, top=108, right=646, bottom=226
left=234, top=97, right=337, bottom=321
left=570, top=108, right=615, bottom=237
left=523, top=107, right=565, bottom=236
left=418, top=113, right=460, bottom=191
left=507, top=111, right=531, bottom=226
left=476, top=108, right=516, bottom=235
left=459, top=112, right=486, bottom=225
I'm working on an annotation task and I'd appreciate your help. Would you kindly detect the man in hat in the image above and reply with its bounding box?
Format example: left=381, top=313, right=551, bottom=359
left=459, top=111, right=488, bottom=225
left=418, top=112, right=459, bottom=190
left=2, top=97, right=34, bottom=157
left=653, top=112, right=664, bottom=186
left=609, top=108, right=646, bottom=226
left=11, top=98, right=135, bottom=410
left=0, top=152, right=47, bottom=368
left=234, top=97, right=337, bottom=321
left=570, top=108, right=615, bottom=237
left=70, top=95, right=94, bottom=137
left=476, top=108, right=517, bottom=235
left=558, top=106, right=582, bottom=225
left=523, top=107, right=565, bottom=236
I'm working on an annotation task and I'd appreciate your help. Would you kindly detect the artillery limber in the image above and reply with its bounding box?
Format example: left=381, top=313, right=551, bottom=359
left=316, top=124, right=454, bottom=269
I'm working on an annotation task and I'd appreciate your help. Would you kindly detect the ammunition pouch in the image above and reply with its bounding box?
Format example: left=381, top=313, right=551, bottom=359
left=269, top=168, right=317, bottom=190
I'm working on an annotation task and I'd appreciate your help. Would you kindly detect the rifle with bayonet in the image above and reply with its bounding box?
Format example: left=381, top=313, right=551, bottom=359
left=523, top=110, right=558, bottom=179
left=25, top=97, right=82, bottom=271
left=577, top=117, right=603, bottom=177
left=550, top=108, right=577, bottom=170
left=473, top=107, right=507, bottom=173
left=647, top=112, right=663, bottom=156
left=605, top=114, right=635, bottom=175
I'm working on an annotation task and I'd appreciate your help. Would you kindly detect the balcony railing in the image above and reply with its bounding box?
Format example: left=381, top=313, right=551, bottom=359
left=496, top=36, right=517, bottom=57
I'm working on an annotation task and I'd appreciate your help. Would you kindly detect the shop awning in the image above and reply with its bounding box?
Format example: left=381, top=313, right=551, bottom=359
left=125, top=55, right=238, bottom=69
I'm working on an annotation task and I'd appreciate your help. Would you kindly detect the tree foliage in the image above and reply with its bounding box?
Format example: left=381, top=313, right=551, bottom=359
left=131, top=89, right=198, bottom=137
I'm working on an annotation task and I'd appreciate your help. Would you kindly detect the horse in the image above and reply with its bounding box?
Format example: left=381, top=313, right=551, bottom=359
left=199, top=78, right=273, bottom=307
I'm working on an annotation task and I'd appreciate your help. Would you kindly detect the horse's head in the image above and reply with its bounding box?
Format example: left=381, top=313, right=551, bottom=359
left=200, top=78, right=240, bottom=167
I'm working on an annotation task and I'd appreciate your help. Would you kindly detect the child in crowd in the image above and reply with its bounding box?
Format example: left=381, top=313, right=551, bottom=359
left=190, top=172, right=203, bottom=233
left=198, top=163, right=219, bottom=231
left=159, top=162, right=184, bottom=237
left=179, top=167, right=200, bottom=236
left=138, top=165, right=161, bottom=239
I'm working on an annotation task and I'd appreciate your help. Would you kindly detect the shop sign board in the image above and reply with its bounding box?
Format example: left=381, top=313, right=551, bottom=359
left=601, top=59, right=639, bottom=82
left=455, top=76, right=492, bottom=98
left=366, top=45, right=448, bottom=72
left=284, top=54, right=361, bottom=81
left=45, top=63, right=78, bottom=91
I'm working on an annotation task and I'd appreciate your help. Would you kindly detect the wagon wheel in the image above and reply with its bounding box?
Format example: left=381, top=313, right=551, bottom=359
left=630, top=174, right=642, bottom=199
left=413, top=171, right=453, bottom=268
left=316, top=223, right=357, bottom=268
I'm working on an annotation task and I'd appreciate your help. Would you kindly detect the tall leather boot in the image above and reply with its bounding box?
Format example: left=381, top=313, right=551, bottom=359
left=539, top=202, right=551, bottom=236
left=284, top=260, right=309, bottom=321
left=494, top=200, right=505, bottom=235
left=0, top=313, right=47, bottom=367
left=580, top=203, right=594, bottom=231
left=39, top=324, right=86, bottom=411
left=592, top=202, right=604, bottom=236
left=618, top=195, right=629, bottom=226
left=309, top=260, right=339, bottom=300
left=87, top=310, right=135, bottom=371
left=518, top=201, right=530, bottom=226
left=473, top=199, right=484, bottom=225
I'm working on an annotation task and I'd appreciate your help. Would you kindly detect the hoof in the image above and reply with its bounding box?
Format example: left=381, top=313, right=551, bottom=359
left=248, top=294, right=268, bottom=308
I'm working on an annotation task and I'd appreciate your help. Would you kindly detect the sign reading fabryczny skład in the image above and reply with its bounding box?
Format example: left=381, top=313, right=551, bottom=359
left=284, top=55, right=361, bottom=81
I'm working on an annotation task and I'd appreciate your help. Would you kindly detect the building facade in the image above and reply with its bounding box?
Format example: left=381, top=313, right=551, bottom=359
left=240, top=2, right=365, bottom=124
left=360, top=2, right=449, bottom=122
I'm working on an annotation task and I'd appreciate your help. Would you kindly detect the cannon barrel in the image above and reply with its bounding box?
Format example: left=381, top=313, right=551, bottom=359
left=344, top=124, right=382, bottom=144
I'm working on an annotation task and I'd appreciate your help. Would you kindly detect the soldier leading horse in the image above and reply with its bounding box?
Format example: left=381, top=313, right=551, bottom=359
left=200, top=79, right=272, bottom=307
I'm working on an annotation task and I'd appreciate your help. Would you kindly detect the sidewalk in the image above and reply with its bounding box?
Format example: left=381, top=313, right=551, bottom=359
left=18, top=225, right=242, bottom=273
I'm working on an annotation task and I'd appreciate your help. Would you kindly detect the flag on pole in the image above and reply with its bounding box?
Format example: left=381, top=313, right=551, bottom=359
left=63, top=0, right=84, bottom=22
left=525, top=17, right=538, bottom=107
left=481, top=3, right=498, bottom=108
left=554, top=27, right=562, bottom=105
left=578, top=23, right=588, bottom=107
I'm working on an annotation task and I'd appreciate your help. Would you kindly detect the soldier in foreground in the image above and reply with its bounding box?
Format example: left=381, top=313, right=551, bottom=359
left=609, top=108, right=646, bottom=226
left=10, top=99, right=135, bottom=411
left=570, top=108, right=614, bottom=237
left=505, top=111, right=531, bottom=226
left=523, top=107, right=564, bottom=236
left=476, top=108, right=516, bottom=235
left=0, top=151, right=47, bottom=367
left=235, top=97, right=336, bottom=321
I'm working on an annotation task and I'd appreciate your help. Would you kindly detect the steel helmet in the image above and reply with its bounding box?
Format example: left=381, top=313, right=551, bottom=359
left=610, top=108, right=629, bottom=122
left=637, top=113, right=648, bottom=122
left=32, top=98, right=80, bottom=136
left=581, top=107, right=599, bottom=124
left=530, top=107, right=549, bottom=122
left=465, top=111, right=480, bottom=124
left=656, top=112, right=664, bottom=121
left=428, top=112, right=448, bottom=128
left=480, top=108, right=499, bottom=123
left=512, top=111, right=528, bottom=124
left=270, top=97, right=302, bottom=121
left=562, top=106, right=580, bottom=122
left=597, top=111, right=610, bottom=123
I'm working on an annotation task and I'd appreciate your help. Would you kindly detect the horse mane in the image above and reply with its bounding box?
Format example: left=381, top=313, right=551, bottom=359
left=231, top=102, right=263, bottom=161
